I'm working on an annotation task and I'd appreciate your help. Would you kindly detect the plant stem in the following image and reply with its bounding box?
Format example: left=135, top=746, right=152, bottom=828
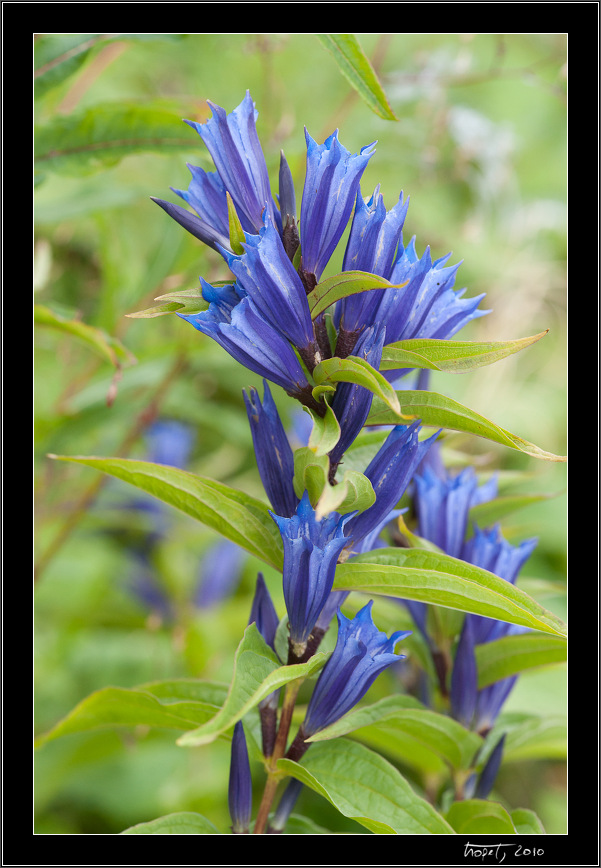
left=253, top=678, right=303, bottom=834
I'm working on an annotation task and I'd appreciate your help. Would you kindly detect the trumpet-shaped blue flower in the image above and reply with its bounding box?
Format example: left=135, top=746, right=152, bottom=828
left=299, top=129, right=376, bottom=285
left=270, top=491, right=352, bottom=655
left=178, top=284, right=310, bottom=397
left=184, top=91, right=280, bottom=236
left=243, top=381, right=299, bottom=518
left=228, top=721, right=253, bottom=834
left=300, top=602, right=411, bottom=741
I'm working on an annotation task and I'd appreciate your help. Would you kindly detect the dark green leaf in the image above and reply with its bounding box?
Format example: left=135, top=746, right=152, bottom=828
left=278, top=739, right=454, bottom=833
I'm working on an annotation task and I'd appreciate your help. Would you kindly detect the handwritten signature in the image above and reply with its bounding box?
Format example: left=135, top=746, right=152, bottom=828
left=464, top=842, right=545, bottom=863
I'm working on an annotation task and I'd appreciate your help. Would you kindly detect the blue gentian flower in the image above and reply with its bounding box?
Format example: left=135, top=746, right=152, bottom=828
left=270, top=491, right=352, bottom=657
left=228, top=721, right=253, bottom=834
left=178, top=286, right=311, bottom=397
left=183, top=91, right=280, bottom=236
left=243, top=381, right=299, bottom=518
left=287, top=602, right=410, bottom=761
left=299, top=129, right=376, bottom=286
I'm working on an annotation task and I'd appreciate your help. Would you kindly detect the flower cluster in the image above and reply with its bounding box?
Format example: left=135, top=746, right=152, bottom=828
left=152, top=92, right=504, bottom=833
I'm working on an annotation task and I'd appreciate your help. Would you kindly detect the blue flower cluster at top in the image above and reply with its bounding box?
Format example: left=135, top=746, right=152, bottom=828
left=153, top=90, right=487, bottom=404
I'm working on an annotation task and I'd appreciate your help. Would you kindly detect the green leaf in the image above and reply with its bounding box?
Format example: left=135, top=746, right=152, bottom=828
left=476, top=632, right=567, bottom=688
left=177, top=624, right=328, bottom=747
left=278, top=739, right=454, bottom=834
left=316, top=35, right=398, bottom=121
left=34, top=304, right=136, bottom=368
left=306, top=695, right=482, bottom=771
left=380, top=331, right=549, bottom=373
left=469, top=491, right=561, bottom=529
left=445, top=799, right=516, bottom=834
left=306, top=271, right=407, bottom=320
left=35, top=103, right=196, bottom=179
left=48, top=456, right=284, bottom=569
left=35, top=680, right=228, bottom=748
left=313, top=356, right=412, bottom=421
left=510, top=808, right=545, bottom=834
left=334, top=548, right=567, bottom=637
left=121, top=812, right=220, bottom=834
left=366, top=389, right=567, bottom=462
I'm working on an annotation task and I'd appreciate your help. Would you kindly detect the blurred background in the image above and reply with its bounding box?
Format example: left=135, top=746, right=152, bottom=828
left=34, top=33, right=567, bottom=834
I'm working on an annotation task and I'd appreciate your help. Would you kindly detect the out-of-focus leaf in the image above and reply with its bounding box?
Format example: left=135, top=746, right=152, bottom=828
left=34, top=103, right=196, bottom=180
left=476, top=632, right=567, bottom=687
left=316, top=35, right=397, bottom=121
left=335, top=548, right=567, bottom=637
left=48, top=456, right=284, bottom=569
left=366, top=390, right=567, bottom=462
left=121, top=812, right=220, bottom=834
left=177, top=624, right=327, bottom=747
left=469, top=491, right=561, bottom=528
left=34, top=304, right=136, bottom=368
left=278, top=739, right=454, bottom=833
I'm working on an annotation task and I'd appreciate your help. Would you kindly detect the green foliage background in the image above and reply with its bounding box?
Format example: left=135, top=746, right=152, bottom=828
left=34, top=33, right=567, bottom=834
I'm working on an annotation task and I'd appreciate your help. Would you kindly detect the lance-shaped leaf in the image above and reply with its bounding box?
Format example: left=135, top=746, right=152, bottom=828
left=314, top=468, right=376, bottom=521
left=278, top=740, right=454, bottom=834
left=305, top=695, right=482, bottom=771
left=469, top=490, right=561, bottom=529
left=476, top=633, right=567, bottom=688
left=177, top=624, right=328, bottom=747
left=121, top=812, right=220, bottom=834
left=366, top=390, right=566, bottom=462
left=35, top=680, right=229, bottom=748
left=49, top=456, right=284, bottom=569
left=306, top=270, right=407, bottom=320
left=313, top=355, right=410, bottom=420
left=380, top=331, right=549, bottom=373
left=334, top=548, right=567, bottom=637
left=293, top=447, right=330, bottom=506
left=316, top=35, right=398, bottom=121
left=304, top=399, right=341, bottom=457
